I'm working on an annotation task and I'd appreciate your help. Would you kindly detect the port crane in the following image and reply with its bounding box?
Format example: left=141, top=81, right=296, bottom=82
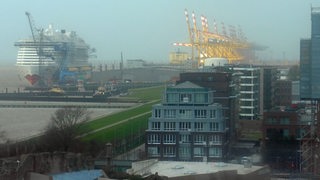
left=24, top=12, right=54, bottom=60
left=173, top=9, right=252, bottom=67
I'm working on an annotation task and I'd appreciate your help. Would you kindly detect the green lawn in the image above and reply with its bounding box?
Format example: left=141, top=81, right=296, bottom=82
left=78, top=101, right=158, bottom=134
left=120, top=85, right=165, bottom=101
left=81, top=112, right=151, bottom=142
left=77, top=85, right=165, bottom=143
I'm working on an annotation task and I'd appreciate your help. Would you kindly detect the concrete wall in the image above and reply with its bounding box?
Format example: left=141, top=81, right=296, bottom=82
left=26, top=172, right=52, bottom=180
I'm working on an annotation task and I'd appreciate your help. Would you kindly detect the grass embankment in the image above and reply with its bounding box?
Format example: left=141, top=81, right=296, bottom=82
left=79, top=85, right=164, bottom=143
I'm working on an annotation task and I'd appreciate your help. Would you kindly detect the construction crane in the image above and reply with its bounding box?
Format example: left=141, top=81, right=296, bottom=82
left=25, top=12, right=37, bottom=43
left=25, top=12, right=46, bottom=57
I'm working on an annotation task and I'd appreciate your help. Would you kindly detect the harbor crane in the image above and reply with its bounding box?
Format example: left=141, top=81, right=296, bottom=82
left=173, top=9, right=252, bottom=67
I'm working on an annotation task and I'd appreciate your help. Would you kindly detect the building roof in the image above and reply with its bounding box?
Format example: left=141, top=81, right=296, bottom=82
left=174, top=81, right=204, bottom=89
left=129, top=160, right=267, bottom=178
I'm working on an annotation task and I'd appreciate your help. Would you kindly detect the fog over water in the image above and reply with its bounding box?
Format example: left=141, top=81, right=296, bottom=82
left=0, top=65, right=27, bottom=92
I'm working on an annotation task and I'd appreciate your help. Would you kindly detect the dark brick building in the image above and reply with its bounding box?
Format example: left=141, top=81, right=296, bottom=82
left=262, top=110, right=301, bottom=171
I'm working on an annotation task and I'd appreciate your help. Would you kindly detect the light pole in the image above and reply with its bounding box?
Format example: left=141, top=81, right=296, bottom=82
left=16, top=160, right=20, bottom=180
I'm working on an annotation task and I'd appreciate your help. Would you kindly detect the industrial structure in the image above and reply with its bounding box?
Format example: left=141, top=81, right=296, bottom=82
left=173, top=9, right=253, bottom=67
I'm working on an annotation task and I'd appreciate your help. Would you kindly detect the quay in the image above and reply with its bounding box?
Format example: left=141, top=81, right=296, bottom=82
left=0, top=101, right=137, bottom=109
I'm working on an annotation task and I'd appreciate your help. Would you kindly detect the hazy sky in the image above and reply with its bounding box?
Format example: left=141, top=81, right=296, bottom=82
left=1, top=0, right=319, bottom=65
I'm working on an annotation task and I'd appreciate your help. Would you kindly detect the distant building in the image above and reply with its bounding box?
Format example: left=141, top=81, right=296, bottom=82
left=300, top=8, right=320, bottom=99
left=272, top=80, right=292, bottom=108
left=261, top=66, right=296, bottom=110
left=262, top=108, right=310, bottom=171
left=260, top=67, right=277, bottom=111
left=292, top=81, right=300, bottom=103
left=126, top=59, right=145, bottom=69
left=298, top=7, right=320, bottom=175
left=232, top=66, right=260, bottom=120
left=169, top=51, right=189, bottom=65
left=145, top=81, right=227, bottom=161
left=177, top=71, right=239, bottom=147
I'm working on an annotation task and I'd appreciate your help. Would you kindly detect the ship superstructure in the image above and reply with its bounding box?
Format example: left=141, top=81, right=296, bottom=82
left=14, top=12, right=93, bottom=87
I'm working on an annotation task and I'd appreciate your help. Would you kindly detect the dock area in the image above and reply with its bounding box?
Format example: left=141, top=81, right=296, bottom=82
left=0, top=100, right=137, bottom=109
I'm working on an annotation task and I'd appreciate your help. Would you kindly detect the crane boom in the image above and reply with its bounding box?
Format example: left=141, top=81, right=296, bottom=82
left=25, top=12, right=38, bottom=43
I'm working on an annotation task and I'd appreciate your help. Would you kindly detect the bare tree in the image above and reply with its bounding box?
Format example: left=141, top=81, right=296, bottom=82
left=0, top=127, right=7, bottom=144
left=43, top=106, right=91, bottom=151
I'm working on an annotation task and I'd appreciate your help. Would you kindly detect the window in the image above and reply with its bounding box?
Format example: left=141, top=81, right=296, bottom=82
left=164, top=122, right=176, bottom=131
left=282, top=129, right=290, bottom=138
left=179, top=147, right=191, bottom=158
left=148, top=134, right=160, bottom=144
left=163, top=146, right=176, bottom=157
left=266, top=117, right=277, bottom=125
left=210, top=110, right=216, bottom=118
left=194, top=134, right=206, bottom=144
left=194, top=147, right=205, bottom=156
left=209, top=135, right=222, bottom=145
left=280, top=117, right=290, bottom=125
left=195, top=109, right=207, bottom=118
left=151, top=122, right=160, bottom=130
left=154, top=109, right=161, bottom=118
left=179, top=109, right=192, bottom=118
left=194, top=93, right=207, bottom=103
left=164, top=109, right=176, bottom=118
left=194, top=122, right=204, bottom=131
left=179, top=134, right=191, bottom=143
left=210, top=122, right=219, bottom=131
left=166, top=93, right=179, bottom=103
left=180, top=93, right=192, bottom=103
left=148, top=147, right=160, bottom=157
left=163, top=134, right=176, bottom=144
left=179, top=122, right=191, bottom=131
left=209, top=147, right=222, bottom=157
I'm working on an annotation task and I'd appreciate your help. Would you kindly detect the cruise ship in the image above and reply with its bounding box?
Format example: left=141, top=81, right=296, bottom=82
left=14, top=24, right=93, bottom=87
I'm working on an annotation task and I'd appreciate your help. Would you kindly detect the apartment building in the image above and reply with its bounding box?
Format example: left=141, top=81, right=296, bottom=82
left=145, top=81, right=226, bottom=161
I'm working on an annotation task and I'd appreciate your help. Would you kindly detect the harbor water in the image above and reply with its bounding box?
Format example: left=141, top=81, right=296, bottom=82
left=0, top=65, right=128, bottom=141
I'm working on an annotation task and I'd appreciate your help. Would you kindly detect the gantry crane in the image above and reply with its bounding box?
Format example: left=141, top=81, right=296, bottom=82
left=173, top=9, right=252, bottom=67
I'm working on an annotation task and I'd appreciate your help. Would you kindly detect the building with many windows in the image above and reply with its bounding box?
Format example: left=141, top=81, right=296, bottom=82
left=178, top=71, right=238, bottom=142
left=145, top=81, right=226, bottom=161
left=300, top=7, right=320, bottom=99
left=232, top=66, right=260, bottom=120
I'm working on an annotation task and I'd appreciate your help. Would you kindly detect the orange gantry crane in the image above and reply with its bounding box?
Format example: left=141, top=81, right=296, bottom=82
left=173, top=9, right=251, bottom=67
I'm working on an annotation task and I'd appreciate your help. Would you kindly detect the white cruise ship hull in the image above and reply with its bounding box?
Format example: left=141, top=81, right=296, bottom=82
left=17, top=63, right=58, bottom=86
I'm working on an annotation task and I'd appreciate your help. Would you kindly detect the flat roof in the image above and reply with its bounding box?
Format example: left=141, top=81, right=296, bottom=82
left=131, top=160, right=266, bottom=178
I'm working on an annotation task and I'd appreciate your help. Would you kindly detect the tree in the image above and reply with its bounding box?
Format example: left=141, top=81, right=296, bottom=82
left=43, top=107, right=91, bottom=151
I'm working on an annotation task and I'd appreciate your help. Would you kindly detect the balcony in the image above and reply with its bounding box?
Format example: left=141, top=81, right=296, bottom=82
left=240, top=106, right=255, bottom=109
left=240, top=76, right=258, bottom=79
left=240, top=83, right=255, bottom=86
left=239, top=113, right=255, bottom=117
left=209, top=141, right=222, bottom=145
left=239, top=98, right=255, bottom=101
